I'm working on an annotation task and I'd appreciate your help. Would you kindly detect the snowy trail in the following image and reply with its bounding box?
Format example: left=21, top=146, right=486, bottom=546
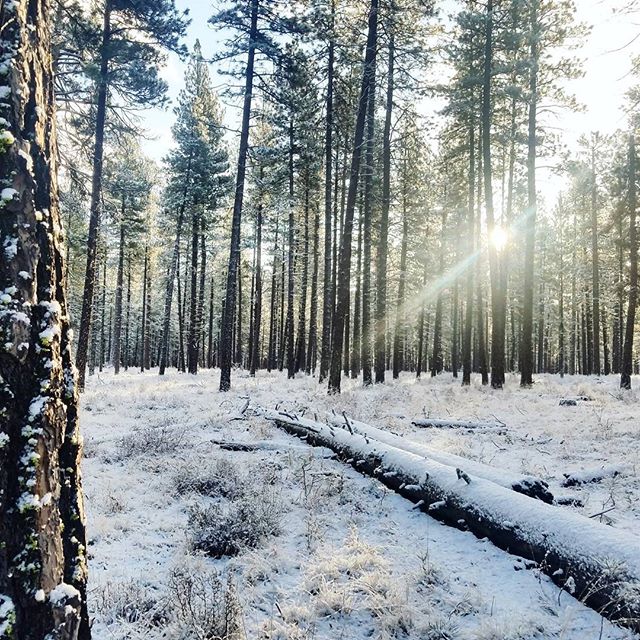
left=82, top=369, right=638, bottom=639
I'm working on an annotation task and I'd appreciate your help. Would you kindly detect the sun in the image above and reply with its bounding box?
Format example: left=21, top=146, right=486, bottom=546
left=491, top=226, right=509, bottom=251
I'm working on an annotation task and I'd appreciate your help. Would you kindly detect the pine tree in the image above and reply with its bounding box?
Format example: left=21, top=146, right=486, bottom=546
left=160, top=42, right=230, bottom=376
left=74, top=0, right=188, bottom=389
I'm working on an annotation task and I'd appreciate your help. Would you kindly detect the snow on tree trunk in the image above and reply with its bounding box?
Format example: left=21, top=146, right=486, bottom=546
left=0, top=0, right=89, bottom=637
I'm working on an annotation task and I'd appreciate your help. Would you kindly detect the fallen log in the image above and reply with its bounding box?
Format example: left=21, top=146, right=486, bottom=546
left=267, top=410, right=640, bottom=631
left=562, top=465, right=627, bottom=488
left=326, top=413, right=553, bottom=503
left=412, top=417, right=507, bottom=434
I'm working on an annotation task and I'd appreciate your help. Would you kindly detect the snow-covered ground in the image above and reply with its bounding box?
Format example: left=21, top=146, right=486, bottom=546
left=81, top=368, right=640, bottom=639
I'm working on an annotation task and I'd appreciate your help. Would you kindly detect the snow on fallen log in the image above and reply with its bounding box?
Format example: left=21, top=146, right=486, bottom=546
left=326, top=412, right=553, bottom=503
left=266, top=410, right=640, bottom=630
left=561, top=465, right=627, bottom=488
left=411, top=417, right=507, bottom=434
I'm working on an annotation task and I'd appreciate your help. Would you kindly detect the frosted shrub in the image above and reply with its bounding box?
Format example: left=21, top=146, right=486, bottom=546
left=93, top=580, right=168, bottom=628
left=420, top=617, right=459, bottom=640
left=116, top=424, right=183, bottom=460
left=165, top=563, right=243, bottom=640
left=174, top=458, right=246, bottom=499
left=188, top=488, right=283, bottom=558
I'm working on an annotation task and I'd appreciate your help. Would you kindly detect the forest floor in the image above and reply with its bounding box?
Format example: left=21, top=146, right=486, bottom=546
left=81, top=368, right=640, bottom=639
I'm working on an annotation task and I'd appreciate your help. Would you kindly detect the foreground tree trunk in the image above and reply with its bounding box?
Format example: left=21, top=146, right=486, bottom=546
left=219, top=0, right=259, bottom=391
left=0, top=1, right=89, bottom=636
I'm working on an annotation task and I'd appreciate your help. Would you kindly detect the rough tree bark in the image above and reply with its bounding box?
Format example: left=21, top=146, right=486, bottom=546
left=0, top=0, right=89, bottom=636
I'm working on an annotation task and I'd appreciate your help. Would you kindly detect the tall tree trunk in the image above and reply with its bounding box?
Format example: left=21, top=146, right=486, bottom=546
left=482, top=0, right=506, bottom=389
left=476, top=129, right=489, bottom=385
left=602, top=307, right=610, bottom=376
left=591, top=140, right=601, bottom=374
left=295, top=179, right=310, bottom=373
left=351, top=204, right=363, bottom=378
left=520, top=0, right=538, bottom=387
left=462, top=125, right=475, bottom=386
left=208, top=276, right=215, bottom=368
left=278, top=241, right=286, bottom=371
left=416, top=261, right=428, bottom=378
left=195, top=223, right=207, bottom=371
left=188, top=211, right=199, bottom=374
left=374, top=7, right=395, bottom=384
left=361, top=27, right=379, bottom=386
left=219, top=0, right=258, bottom=391
left=76, top=2, right=111, bottom=391
left=124, top=257, right=131, bottom=370
left=559, top=208, right=565, bottom=377
left=99, top=254, right=107, bottom=372
left=537, top=283, right=545, bottom=373
left=393, top=175, right=408, bottom=379
left=88, top=258, right=100, bottom=377
left=621, top=134, right=637, bottom=390
left=286, top=120, right=296, bottom=378
left=307, top=202, right=320, bottom=374
left=113, top=204, right=125, bottom=374
left=328, top=0, right=379, bottom=394
left=235, top=260, right=243, bottom=366
left=176, top=245, right=186, bottom=372
left=614, top=199, right=624, bottom=373
left=268, top=214, right=279, bottom=371
left=251, top=180, right=263, bottom=377
left=140, top=244, right=149, bottom=372
left=431, top=208, right=446, bottom=377
left=0, top=1, right=89, bottom=635
left=319, top=0, right=335, bottom=383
